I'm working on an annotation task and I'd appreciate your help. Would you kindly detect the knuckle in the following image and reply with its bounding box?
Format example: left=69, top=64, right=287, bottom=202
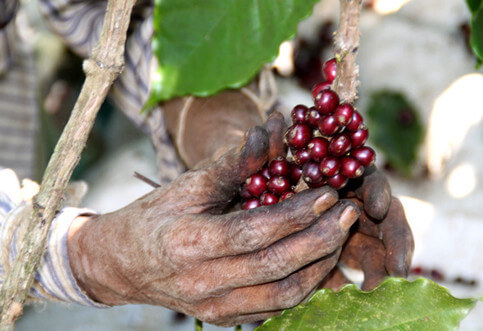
left=258, top=245, right=295, bottom=279
left=275, top=275, right=305, bottom=309
left=228, top=217, right=265, bottom=251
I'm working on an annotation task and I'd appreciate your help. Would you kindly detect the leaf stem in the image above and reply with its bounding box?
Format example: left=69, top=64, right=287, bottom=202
left=195, top=318, right=203, bottom=331
left=234, top=324, right=243, bottom=331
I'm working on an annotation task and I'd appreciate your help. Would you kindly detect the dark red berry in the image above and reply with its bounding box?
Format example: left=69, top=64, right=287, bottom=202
left=351, top=146, right=375, bottom=167
left=318, top=115, right=340, bottom=136
left=291, top=104, right=309, bottom=124
left=320, top=156, right=340, bottom=177
left=327, top=173, right=348, bottom=189
left=328, top=133, right=352, bottom=156
left=240, top=184, right=253, bottom=199
left=261, top=192, right=279, bottom=206
left=267, top=176, right=291, bottom=195
left=245, top=174, right=267, bottom=197
left=269, top=157, right=291, bottom=177
left=314, top=89, right=339, bottom=114
left=242, top=198, right=261, bottom=210
left=306, top=108, right=321, bottom=128
left=350, top=127, right=369, bottom=148
left=280, top=190, right=295, bottom=201
left=302, top=161, right=324, bottom=184
left=346, top=111, right=364, bottom=131
left=307, top=137, right=329, bottom=162
left=292, top=149, right=311, bottom=166
left=290, top=165, right=303, bottom=184
left=322, top=58, right=337, bottom=83
left=333, top=103, right=354, bottom=126
left=311, top=81, right=331, bottom=99
left=340, top=156, right=364, bottom=178
left=285, top=124, right=312, bottom=149
left=260, top=166, right=271, bottom=179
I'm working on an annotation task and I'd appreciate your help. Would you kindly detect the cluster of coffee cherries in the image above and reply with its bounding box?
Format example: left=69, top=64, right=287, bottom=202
left=241, top=58, right=375, bottom=210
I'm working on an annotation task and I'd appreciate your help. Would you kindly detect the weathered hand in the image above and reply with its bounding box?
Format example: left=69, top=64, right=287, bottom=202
left=67, top=114, right=359, bottom=326
left=321, top=166, right=414, bottom=291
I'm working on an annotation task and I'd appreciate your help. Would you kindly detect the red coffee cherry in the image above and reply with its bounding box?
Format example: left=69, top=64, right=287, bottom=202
left=245, top=174, right=267, bottom=197
left=261, top=192, right=279, bottom=206
left=311, top=81, right=331, bottom=99
left=350, top=127, right=369, bottom=148
left=328, top=133, right=352, bottom=156
left=327, top=173, right=348, bottom=190
left=346, top=110, right=364, bottom=131
left=318, top=115, right=340, bottom=136
left=351, top=146, right=375, bottom=167
left=322, top=58, right=337, bottom=83
left=291, top=104, right=309, bottom=124
left=267, top=176, right=291, bottom=195
left=334, top=103, right=354, bottom=127
left=260, top=166, right=271, bottom=179
left=242, top=198, right=261, bottom=210
left=307, top=137, right=329, bottom=162
left=240, top=184, right=253, bottom=199
left=320, top=156, right=340, bottom=177
left=306, top=108, right=322, bottom=128
left=314, top=89, right=339, bottom=114
left=302, top=161, right=324, bottom=184
left=293, top=149, right=311, bottom=166
left=269, top=157, right=292, bottom=177
left=285, top=123, right=312, bottom=149
left=340, top=156, right=364, bottom=178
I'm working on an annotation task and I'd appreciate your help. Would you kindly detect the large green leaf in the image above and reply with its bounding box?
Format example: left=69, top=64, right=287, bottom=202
left=256, top=278, right=477, bottom=331
left=466, top=0, right=482, bottom=14
left=366, top=91, right=424, bottom=177
left=149, top=0, right=319, bottom=104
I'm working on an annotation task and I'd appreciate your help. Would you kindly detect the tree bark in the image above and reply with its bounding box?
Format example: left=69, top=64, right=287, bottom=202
left=0, top=0, right=136, bottom=328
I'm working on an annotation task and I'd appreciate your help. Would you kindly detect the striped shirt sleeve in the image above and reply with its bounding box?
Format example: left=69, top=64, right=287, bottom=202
left=0, top=167, right=107, bottom=307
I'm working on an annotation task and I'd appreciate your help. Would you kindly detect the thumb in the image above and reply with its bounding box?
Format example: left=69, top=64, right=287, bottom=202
left=158, top=126, right=270, bottom=214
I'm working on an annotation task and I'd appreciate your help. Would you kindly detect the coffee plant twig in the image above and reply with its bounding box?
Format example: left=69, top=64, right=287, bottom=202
left=0, top=0, right=136, bottom=328
left=332, top=0, right=363, bottom=103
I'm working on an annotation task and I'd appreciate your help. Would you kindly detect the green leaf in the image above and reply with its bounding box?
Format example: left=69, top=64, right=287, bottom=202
left=365, top=91, right=424, bottom=177
left=256, top=278, right=477, bottom=331
left=469, top=4, right=483, bottom=64
left=466, top=0, right=482, bottom=14
left=149, top=0, right=319, bottom=104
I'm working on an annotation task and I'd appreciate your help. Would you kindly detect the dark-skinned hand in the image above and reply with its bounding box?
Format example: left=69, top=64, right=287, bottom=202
left=67, top=113, right=360, bottom=327
left=321, top=166, right=415, bottom=291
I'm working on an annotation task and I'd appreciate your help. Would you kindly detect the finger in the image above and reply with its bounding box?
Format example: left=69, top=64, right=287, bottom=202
left=194, top=250, right=340, bottom=326
left=205, top=201, right=358, bottom=292
left=354, top=166, right=392, bottom=220
left=318, top=266, right=350, bottom=292
left=339, top=232, right=387, bottom=291
left=206, top=186, right=338, bottom=257
left=348, top=198, right=381, bottom=238
left=379, top=197, right=414, bottom=278
left=264, top=111, right=288, bottom=160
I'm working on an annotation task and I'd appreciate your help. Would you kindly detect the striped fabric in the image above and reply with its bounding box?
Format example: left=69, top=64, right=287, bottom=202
left=0, top=167, right=106, bottom=307
left=0, top=4, right=39, bottom=180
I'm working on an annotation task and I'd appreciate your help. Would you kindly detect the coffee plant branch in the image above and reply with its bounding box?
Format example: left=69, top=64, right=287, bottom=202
left=0, top=0, right=136, bottom=328
left=333, top=0, right=363, bottom=103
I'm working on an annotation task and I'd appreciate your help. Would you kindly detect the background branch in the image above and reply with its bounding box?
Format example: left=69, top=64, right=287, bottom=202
left=332, top=0, right=363, bottom=103
left=0, top=0, right=136, bottom=328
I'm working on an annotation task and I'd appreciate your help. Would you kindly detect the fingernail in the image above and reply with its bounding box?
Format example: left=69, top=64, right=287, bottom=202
left=313, top=192, right=336, bottom=214
left=340, top=205, right=359, bottom=231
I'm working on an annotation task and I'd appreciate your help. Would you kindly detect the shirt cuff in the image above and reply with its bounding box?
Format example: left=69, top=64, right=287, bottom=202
left=34, top=207, right=109, bottom=308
